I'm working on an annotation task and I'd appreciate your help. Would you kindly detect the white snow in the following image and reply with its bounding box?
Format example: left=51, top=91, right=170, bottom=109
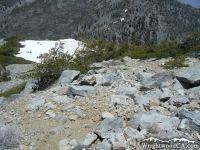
left=15, top=39, right=83, bottom=63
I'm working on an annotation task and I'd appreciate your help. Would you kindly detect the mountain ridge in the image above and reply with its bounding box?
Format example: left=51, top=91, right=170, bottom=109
left=0, top=0, right=199, bottom=45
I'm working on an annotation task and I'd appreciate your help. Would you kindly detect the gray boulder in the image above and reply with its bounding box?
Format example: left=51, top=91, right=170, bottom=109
left=140, top=72, right=175, bottom=91
left=122, top=56, right=132, bottom=62
left=49, top=126, right=66, bottom=135
left=172, top=79, right=184, bottom=90
left=67, top=85, right=96, bottom=97
left=58, top=70, right=80, bottom=86
left=136, top=71, right=153, bottom=83
left=174, top=97, right=190, bottom=107
left=187, top=86, right=200, bottom=100
left=25, top=98, right=46, bottom=111
left=110, top=95, right=134, bottom=106
left=94, top=117, right=123, bottom=138
left=52, top=95, right=72, bottom=104
left=107, top=128, right=127, bottom=150
left=55, top=113, right=68, bottom=123
left=176, top=63, right=200, bottom=86
left=128, top=110, right=180, bottom=136
left=22, top=79, right=38, bottom=94
left=178, top=119, right=191, bottom=131
left=159, top=88, right=172, bottom=102
left=78, top=133, right=97, bottom=147
left=95, top=139, right=112, bottom=150
left=135, top=90, right=162, bottom=105
left=124, top=127, right=146, bottom=141
left=81, top=74, right=110, bottom=86
left=61, top=104, right=75, bottom=112
left=116, top=87, right=138, bottom=99
left=0, top=94, right=24, bottom=106
left=80, top=75, right=96, bottom=85
left=178, top=109, right=200, bottom=132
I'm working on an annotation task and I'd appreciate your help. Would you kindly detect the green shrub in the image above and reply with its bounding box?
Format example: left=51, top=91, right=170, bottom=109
left=162, top=55, right=189, bottom=69
left=0, top=82, right=27, bottom=97
left=0, top=70, right=11, bottom=82
left=21, top=42, right=91, bottom=90
left=0, top=35, right=32, bottom=67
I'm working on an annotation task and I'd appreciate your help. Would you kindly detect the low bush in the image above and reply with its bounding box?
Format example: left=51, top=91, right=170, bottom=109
left=21, top=42, right=91, bottom=90
left=0, top=70, right=11, bottom=82
left=162, top=55, right=189, bottom=69
left=0, top=82, right=27, bottom=97
left=0, top=35, right=32, bottom=67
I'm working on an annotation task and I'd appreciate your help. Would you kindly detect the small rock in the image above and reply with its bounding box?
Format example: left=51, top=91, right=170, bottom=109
left=56, top=114, right=68, bottom=123
left=78, top=133, right=98, bottom=146
left=69, top=115, right=78, bottom=121
left=67, top=85, right=96, bottom=97
left=62, top=104, right=75, bottom=112
left=101, top=112, right=115, bottom=119
left=49, top=126, right=66, bottom=135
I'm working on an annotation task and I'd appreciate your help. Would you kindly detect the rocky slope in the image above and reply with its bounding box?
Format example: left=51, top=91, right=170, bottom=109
left=1, top=56, right=200, bottom=150
left=0, top=0, right=200, bottom=45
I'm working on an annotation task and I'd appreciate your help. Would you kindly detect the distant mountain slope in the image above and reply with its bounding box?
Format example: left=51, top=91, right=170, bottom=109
left=0, top=0, right=199, bottom=45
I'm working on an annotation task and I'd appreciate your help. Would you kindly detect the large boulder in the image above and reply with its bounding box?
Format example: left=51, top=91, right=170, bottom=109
left=25, top=98, right=46, bottom=111
left=187, top=86, right=200, bottom=100
left=128, top=110, right=180, bottom=137
left=135, top=90, right=162, bottom=105
left=178, top=109, right=200, bottom=132
left=78, top=133, right=98, bottom=147
left=67, top=85, right=96, bottom=97
left=115, top=87, right=138, bottom=99
left=140, top=72, right=175, bottom=91
left=109, top=95, right=135, bottom=106
left=0, top=94, right=24, bottom=106
left=176, top=63, right=200, bottom=86
left=136, top=71, right=153, bottom=83
left=21, top=79, right=39, bottom=94
left=58, top=70, right=80, bottom=86
left=94, top=117, right=123, bottom=139
left=81, top=74, right=110, bottom=86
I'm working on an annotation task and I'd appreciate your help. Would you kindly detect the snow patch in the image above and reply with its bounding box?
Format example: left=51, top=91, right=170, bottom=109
left=15, top=39, right=83, bottom=63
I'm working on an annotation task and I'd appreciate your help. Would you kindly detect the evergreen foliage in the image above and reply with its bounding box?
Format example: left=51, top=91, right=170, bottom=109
left=0, top=35, right=32, bottom=67
left=0, top=82, right=26, bottom=97
left=162, top=55, right=189, bottom=69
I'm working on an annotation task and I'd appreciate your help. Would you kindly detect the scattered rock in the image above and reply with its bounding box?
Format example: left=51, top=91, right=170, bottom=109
left=176, top=63, right=200, bottom=86
left=49, top=126, right=66, bottom=135
left=25, top=98, right=46, bottom=111
left=128, top=111, right=180, bottom=137
left=115, top=87, right=138, bottom=99
left=101, top=112, right=115, bottom=119
left=67, top=85, right=96, bottom=97
left=22, top=79, right=39, bottom=94
left=140, top=72, right=175, bottom=91
left=58, top=70, right=80, bottom=86
left=78, top=133, right=98, bottom=147
left=52, top=95, right=72, bottom=104
left=159, top=88, right=172, bottom=102
left=122, top=56, right=132, bottom=62
left=55, top=113, right=68, bottom=123
left=62, top=104, right=75, bottom=112
left=95, top=139, right=112, bottom=150
left=94, top=117, right=123, bottom=138
left=110, top=95, right=134, bottom=106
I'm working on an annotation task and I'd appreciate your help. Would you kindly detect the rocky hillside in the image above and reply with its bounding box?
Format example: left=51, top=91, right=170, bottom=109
left=0, top=0, right=200, bottom=45
left=1, top=56, right=200, bottom=149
